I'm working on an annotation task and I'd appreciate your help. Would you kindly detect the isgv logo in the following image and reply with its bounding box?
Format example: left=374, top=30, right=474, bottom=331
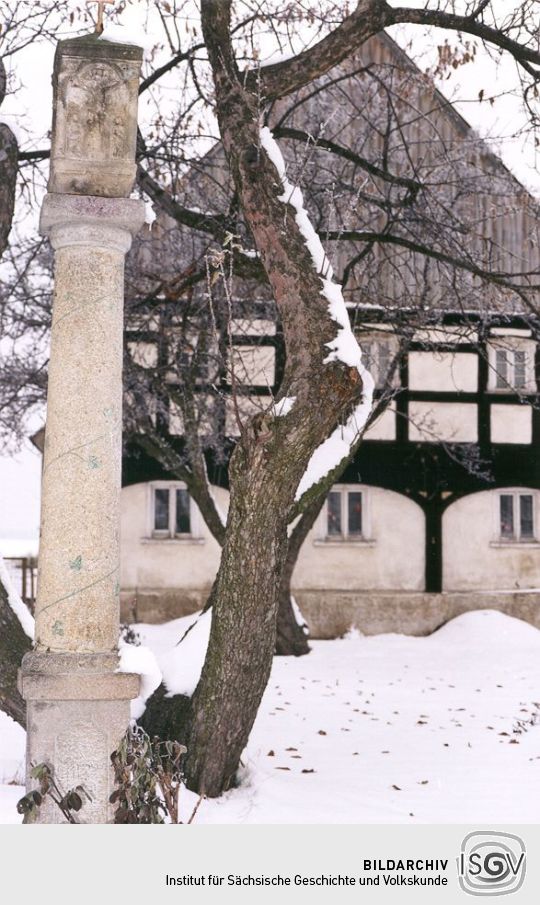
left=458, top=832, right=526, bottom=896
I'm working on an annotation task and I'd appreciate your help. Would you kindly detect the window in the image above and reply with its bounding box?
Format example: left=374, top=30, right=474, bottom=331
left=152, top=484, right=192, bottom=537
left=362, top=340, right=393, bottom=388
left=491, top=346, right=533, bottom=392
left=326, top=488, right=365, bottom=540
left=499, top=492, right=535, bottom=542
left=495, top=349, right=528, bottom=389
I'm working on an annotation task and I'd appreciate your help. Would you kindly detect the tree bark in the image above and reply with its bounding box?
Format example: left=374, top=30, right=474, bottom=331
left=185, top=436, right=290, bottom=795
left=134, top=424, right=312, bottom=656
left=274, top=586, right=309, bottom=658
left=183, top=1, right=365, bottom=797
left=0, top=575, right=31, bottom=727
left=275, top=495, right=325, bottom=657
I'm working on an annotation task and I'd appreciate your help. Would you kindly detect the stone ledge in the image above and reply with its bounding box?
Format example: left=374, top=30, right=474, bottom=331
left=22, top=651, right=119, bottom=674
left=19, top=669, right=140, bottom=702
left=19, top=651, right=140, bottom=701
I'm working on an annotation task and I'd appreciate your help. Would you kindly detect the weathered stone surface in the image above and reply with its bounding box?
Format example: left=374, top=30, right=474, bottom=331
left=22, top=650, right=119, bottom=675
left=20, top=671, right=138, bottom=701
left=40, top=192, right=143, bottom=242
left=36, top=195, right=144, bottom=654
left=21, top=652, right=138, bottom=823
left=22, top=34, right=144, bottom=824
left=48, top=35, right=143, bottom=197
left=26, top=699, right=130, bottom=823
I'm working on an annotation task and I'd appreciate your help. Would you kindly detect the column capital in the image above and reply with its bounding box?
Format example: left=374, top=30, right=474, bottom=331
left=40, top=192, right=145, bottom=252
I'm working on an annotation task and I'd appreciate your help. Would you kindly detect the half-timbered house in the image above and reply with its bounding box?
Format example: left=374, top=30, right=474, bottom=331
left=120, top=32, right=540, bottom=636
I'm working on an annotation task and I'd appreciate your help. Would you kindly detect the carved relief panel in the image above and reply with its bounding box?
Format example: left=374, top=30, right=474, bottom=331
left=49, top=36, right=143, bottom=197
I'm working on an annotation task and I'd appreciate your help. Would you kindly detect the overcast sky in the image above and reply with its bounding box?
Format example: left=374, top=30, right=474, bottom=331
left=1, top=1, right=538, bottom=547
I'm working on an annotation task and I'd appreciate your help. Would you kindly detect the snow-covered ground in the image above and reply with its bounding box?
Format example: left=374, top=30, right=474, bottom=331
left=2, top=609, right=540, bottom=824
left=0, top=709, right=25, bottom=824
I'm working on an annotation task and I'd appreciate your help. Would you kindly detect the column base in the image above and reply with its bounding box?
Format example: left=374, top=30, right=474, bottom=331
left=19, top=652, right=139, bottom=824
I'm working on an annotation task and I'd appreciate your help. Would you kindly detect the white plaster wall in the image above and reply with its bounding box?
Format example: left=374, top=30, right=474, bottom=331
left=408, top=351, right=478, bottom=392
left=413, top=327, right=478, bottom=345
left=408, top=401, right=478, bottom=443
left=443, top=488, right=540, bottom=590
left=364, top=403, right=396, bottom=440
left=120, top=481, right=225, bottom=590
left=168, top=396, right=216, bottom=437
left=228, top=345, right=275, bottom=385
left=121, top=482, right=426, bottom=596
left=225, top=395, right=272, bottom=436
left=293, top=485, right=425, bottom=591
left=127, top=341, right=158, bottom=368
left=491, top=404, right=532, bottom=444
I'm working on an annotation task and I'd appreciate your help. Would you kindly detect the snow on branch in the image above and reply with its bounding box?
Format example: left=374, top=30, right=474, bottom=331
left=259, top=126, right=374, bottom=500
left=0, top=554, right=35, bottom=640
left=294, top=399, right=373, bottom=501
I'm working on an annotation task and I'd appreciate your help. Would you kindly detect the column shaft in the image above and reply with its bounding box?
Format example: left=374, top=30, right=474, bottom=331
left=36, top=235, right=126, bottom=652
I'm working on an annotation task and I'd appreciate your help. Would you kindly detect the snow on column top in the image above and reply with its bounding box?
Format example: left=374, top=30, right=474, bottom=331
left=99, top=24, right=150, bottom=50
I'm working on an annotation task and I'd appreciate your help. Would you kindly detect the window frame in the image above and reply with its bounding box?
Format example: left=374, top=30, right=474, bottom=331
left=359, top=335, right=398, bottom=390
left=321, top=485, right=372, bottom=543
left=488, top=340, right=535, bottom=394
left=148, top=481, right=201, bottom=541
left=494, top=489, right=538, bottom=544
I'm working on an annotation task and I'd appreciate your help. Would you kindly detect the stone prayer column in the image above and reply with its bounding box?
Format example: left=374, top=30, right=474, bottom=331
left=19, top=34, right=145, bottom=823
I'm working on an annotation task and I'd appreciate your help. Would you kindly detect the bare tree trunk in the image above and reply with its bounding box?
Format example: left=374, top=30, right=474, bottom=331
left=140, top=498, right=315, bottom=744
left=185, top=439, right=290, bottom=795
left=0, top=575, right=31, bottom=726
left=275, top=495, right=325, bottom=657
left=182, top=0, right=367, bottom=796
left=275, top=582, right=309, bottom=657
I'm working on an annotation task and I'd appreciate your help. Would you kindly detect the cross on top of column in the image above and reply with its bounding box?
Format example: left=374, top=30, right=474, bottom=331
left=86, top=0, right=114, bottom=34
